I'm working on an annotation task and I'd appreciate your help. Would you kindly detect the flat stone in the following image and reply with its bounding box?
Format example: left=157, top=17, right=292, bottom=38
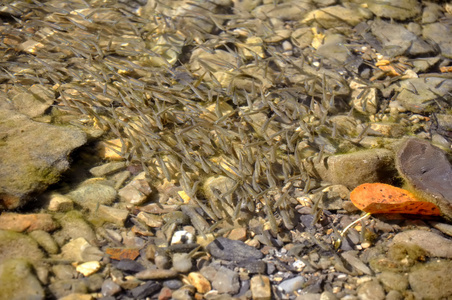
left=47, top=194, right=74, bottom=212
left=137, top=212, right=163, bottom=228
left=341, top=251, right=372, bottom=275
left=58, top=294, right=93, bottom=300
left=89, top=161, right=127, bottom=177
left=60, top=237, right=103, bottom=262
left=91, top=205, right=129, bottom=227
left=366, top=0, right=421, bottom=20
left=423, top=23, right=452, bottom=59
left=392, top=78, right=452, bottom=113
left=101, top=279, right=122, bottom=297
left=391, top=230, right=452, bottom=258
left=9, top=84, right=54, bottom=118
left=130, top=281, right=161, bottom=299
left=48, top=279, right=89, bottom=299
left=135, top=269, right=178, bottom=280
left=118, top=172, right=152, bottom=205
left=302, top=4, right=371, bottom=28
left=0, top=259, right=45, bottom=300
left=115, top=259, right=145, bottom=273
left=0, top=109, right=86, bottom=209
left=67, top=183, right=117, bottom=210
left=206, top=237, right=263, bottom=262
left=0, top=213, right=58, bottom=232
left=278, top=276, right=305, bottom=294
left=409, top=259, right=452, bottom=299
left=250, top=275, right=271, bottom=300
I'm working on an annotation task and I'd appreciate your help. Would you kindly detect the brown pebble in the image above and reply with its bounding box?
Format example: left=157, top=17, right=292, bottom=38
left=188, top=272, right=211, bottom=294
left=0, top=212, right=58, bottom=232
left=158, top=286, right=173, bottom=300
left=250, top=275, right=271, bottom=300
left=224, top=227, right=247, bottom=241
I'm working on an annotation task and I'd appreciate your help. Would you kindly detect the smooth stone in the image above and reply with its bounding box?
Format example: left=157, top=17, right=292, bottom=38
left=341, top=251, right=372, bottom=275
left=377, top=271, right=408, bottom=292
left=188, top=272, right=211, bottom=294
left=0, top=230, right=44, bottom=265
left=250, top=275, right=271, bottom=300
left=422, top=2, right=443, bottom=24
left=302, top=4, right=371, bottom=28
left=130, top=281, right=161, bottom=299
left=0, top=259, right=45, bottom=300
left=137, top=212, right=163, bottom=228
left=392, top=78, right=452, bottom=113
left=366, top=0, right=421, bottom=20
left=67, top=183, right=117, bottom=210
left=89, top=161, right=126, bottom=177
left=236, top=258, right=267, bottom=274
left=356, top=279, right=385, bottom=300
left=303, top=148, right=396, bottom=190
left=52, top=265, right=77, bottom=280
left=47, top=194, right=74, bottom=212
left=253, top=2, right=314, bottom=21
left=423, top=23, right=452, bottom=58
left=172, top=253, right=192, bottom=273
left=206, top=237, right=263, bottom=262
left=29, top=230, right=59, bottom=255
left=53, top=211, right=97, bottom=246
left=8, top=84, right=54, bottom=118
left=278, top=276, right=305, bottom=294
left=58, top=294, right=93, bottom=300
left=171, top=285, right=195, bottom=300
left=101, top=279, right=122, bottom=297
left=0, top=108, right=86, bottom=209
left=90, top=205, right=129, bottom=227
left=0, top=213, right=58, bottom=233
left=135, top=269, right=179, bottom=280
left=409, top=259, right=452, bottom=299
left=391, top=230, right=452, bottom=258
left=115, top=259, right=145, bottom=273
left=396, top=138, right=452, bottom=220
left=211, top=266, right=240, bottom=294
left=429, top=221, right=452, bottom=237
left=385, top=290, right=403, bottom=300
left=315, top=34, right=351, bottom=65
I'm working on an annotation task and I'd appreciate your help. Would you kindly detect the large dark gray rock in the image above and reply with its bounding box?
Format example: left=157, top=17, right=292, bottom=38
left=0, top=109, right=87, bottom=209
left=206, top=237, right=263, bottom=262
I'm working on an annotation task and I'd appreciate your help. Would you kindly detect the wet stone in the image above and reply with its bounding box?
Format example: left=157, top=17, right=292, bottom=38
left=357, top=279, right=385, bottom=300
left=28, top=230, right=59, bottom=255
left=409, top=259, right=452, bottom=299
left=423, top=23, right=452, bottom=59
left=115, top=259, right=146, bottom=273
left=211, top=266, right=240, bottom=294
left=188, top=272, right=211, bottom=294
left=172, top=253, right=193, bottom=273
left=377, top=271, right=408, bottom=292
left=278, top=276, right=305, bottom=294
left=366, top=0, right=421, bottom=20
left=89, top=161, right=127, bottom=177
left=391, top=230, right=452, bottom=258
left=341, top=251, right=372, bottom=275
left=206, top=237, right=263, bottom=262
left=0, top=259, right=45, bottom=300
left=67, top=183, right=117, bottom=210
left=0, top=213, right=58, bottom=233
left=0, top=230, right=44, bottom=265
left=135, top=268, right=179, bottom=280
left=250, top=275, right=271, bottom=300
left=48, top=279, right=89, bottom=299
left=129, top=281, right=161, bottom=299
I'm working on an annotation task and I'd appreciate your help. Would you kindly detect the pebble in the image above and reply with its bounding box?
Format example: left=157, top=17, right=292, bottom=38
left=136, top=212, right=164, bottom=227
left=172, top=253, right=193, bottom=273
left=250, top=275, right=271, bottom=300
left=60, top=237, right=103, bottom=262
left=118, top=172, right=153, bottom=205
left=211, top=266, right=240, bottom=294
left=278, top=276, right=305, bottom=294
left=101, top=279, right=122, bottom=296
left=52, top=265, right=77, bottom=280
left=67, top=182, right=117, bottom=210
left=58, top=294, right=93, bottom=300
left=0, top=230, right=44, bottom=263
left=188, top=272, right=211, bottom=294
left=206, top=237, right=263, bottom=262
left=341, top=251, right=373, bottom=275
left=89, top=161, right=126, bottom=177
left=130, top=281, right=161, bottom=299
left=28, top=230, right=59, bottom=254
left=158, top=286, right=173, bottom=300
left=75, top=261, right=101, bottom=276
left=356, top=279, right=385, bottom=300
left=366, top=0, right=421, bottom=20
left=115, top=259, right=146, bottom=273
left=47, top=193, right=74, bottom=212
left=91, top=205, right=129, bottom=227
left=135, top=268, right=179, bottom=280
left=377, top=271, right=408, bottom=292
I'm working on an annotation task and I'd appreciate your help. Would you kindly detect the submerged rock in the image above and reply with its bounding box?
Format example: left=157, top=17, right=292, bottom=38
left=0, top=259, right=45, bottom=300
left=0, top=109, right=87, bottom=210
left=396, top=138, right=452, bottom=220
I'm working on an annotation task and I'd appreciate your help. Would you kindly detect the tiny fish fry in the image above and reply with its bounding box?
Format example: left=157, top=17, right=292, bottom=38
left=350, top=183, right=441, bottom=216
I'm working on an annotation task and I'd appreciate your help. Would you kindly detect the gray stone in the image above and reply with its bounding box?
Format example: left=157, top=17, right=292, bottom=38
left=385, top=290, right=403, bottom=300
left=377, top=271, right=408, bottom=292
left=206, top=237, right=263, bottom=262
left=302, top=4, right=371, bottom=28
left=356, top=279, right=385, bottom=300
left=302, top=148, right=396, bottom=190
left=67, top=182, right=117, bottom=210
left=89, top=161, right=127, bottom=177
left=391, top=230, right=452, bottom=258
left=423, top=23, right=452, bottom=58
left=172, top=253, right=193, bottom=273
left=370, top=19, right=434, bottom=57
left=409, top=260, right=452, bottom=299
left=341, top=251, right=372, bottom=275
left=212, top=266, right=240, bottom=294
left=366, top=0, right=421, bottom=20
left=101, top=279, right=122, bottom=297
left=135, top=268, right=178, bottom=280
left=0, top=109, right=86, bottom=209
left=315, top=34, right=351, bottom=65
left=422, top=2, right=443, bottom=24
left=393, top=78, right=452, bottom=113
left=278, top=276, right=305, bottom=294
left=0, top=259, right=45, bottom=300
left=51, top=265, right=77, bottom=280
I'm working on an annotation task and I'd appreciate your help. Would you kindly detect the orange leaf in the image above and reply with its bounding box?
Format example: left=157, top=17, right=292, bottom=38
left=350, top=183, right=441, bottom=216
left=105, top=248, right=140, bottom=260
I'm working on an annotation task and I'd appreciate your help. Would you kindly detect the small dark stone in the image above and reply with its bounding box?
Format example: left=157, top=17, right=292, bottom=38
left=116, top=259, right=146, bottom=273
left=236, top=259, right=266, bottom=274
left=129, top=281, right=161, bottom=299
left=163, top=279, right=184, bottom=290
left=206, top=237, right=263, bottom=262
left=266, top=263, right=276, bottom=275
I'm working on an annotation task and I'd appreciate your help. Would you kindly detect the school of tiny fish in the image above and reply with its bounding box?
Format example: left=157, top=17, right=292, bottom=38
left=0, top=0, right=371, bottom=234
